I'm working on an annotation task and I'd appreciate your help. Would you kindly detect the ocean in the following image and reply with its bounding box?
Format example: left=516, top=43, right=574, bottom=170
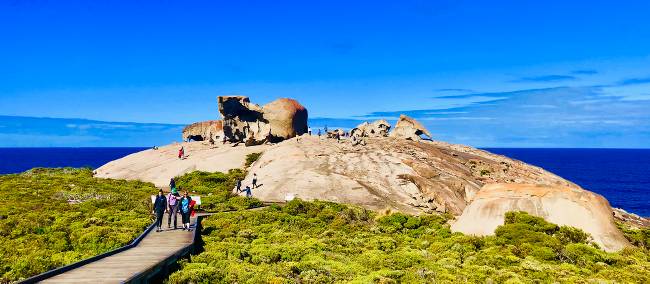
left=0, top=147, right=648, bottom=217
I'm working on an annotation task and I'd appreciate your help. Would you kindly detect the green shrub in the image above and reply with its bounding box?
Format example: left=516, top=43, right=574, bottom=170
left=0, top=168, right=156, bottom=282
left=245, top=152, right=263, bottom=167
left=169, top=206, right=650, bottom=283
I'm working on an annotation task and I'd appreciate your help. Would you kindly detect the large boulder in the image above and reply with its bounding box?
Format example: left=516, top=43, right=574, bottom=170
left=390, top=114, right=432, bottom=140
left=451, top=183, right=630, bottom=252
left=182, top=120, right=223, bottom=142
left=350, top=119, right=391, bottom=138
left=218, top=96, right=308, bottom=144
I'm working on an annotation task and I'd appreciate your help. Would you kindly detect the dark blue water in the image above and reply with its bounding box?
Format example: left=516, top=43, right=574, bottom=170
left=0, top=147, right=648, bottom=217
left=0, top=147, right=147, bottom=174
left=485, top=149, right=650, bottom=217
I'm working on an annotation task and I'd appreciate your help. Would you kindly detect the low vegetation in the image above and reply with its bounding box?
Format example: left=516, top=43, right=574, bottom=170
left=174, top=169, right=262, bottom=212
left=245, top=152, right=263, bottom=167
left=169, top=201, right=650, bottom=283
left=0, top=168, right=156, bottom=283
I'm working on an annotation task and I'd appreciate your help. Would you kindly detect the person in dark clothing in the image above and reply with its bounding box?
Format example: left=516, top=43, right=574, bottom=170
left=235, top=179, right=242, bottom=193
left=153, top=189, right=167, bottom=232
left=179, top=191, right=193, bottom=231
left=169, top=178, right=176, bottom=191
left=252, top=173, right=258, bottom=189
left=244, top=185, right=252, bottom=198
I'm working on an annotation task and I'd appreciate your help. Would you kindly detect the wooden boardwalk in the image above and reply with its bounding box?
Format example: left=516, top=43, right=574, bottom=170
left=40, top=213, right=197, bottom=283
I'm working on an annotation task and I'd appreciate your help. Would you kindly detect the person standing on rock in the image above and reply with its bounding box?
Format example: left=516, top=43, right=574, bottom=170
left=180, top=191, right=192, bottom=231
left=308, top=127, right=312, bottom=135
left=167, top=188, right=180, bottom=229
left=153, top=189, right=167, bottom=232
left=178, top=146, right=184, bottom=159
left=252, top=173, right=258, bottom=189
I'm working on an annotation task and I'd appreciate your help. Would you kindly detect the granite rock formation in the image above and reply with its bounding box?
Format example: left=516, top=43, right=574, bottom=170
left=218, top=96, right=308, bottom=145
left=350, top=119, right=391, bottom=138
left=390, top=115, right=432, bottom=140
left=450, top=183, right=630, bottom=252
left=182, top=120, right=223, bottom=142
left=242, top=137, right=577, bottom=216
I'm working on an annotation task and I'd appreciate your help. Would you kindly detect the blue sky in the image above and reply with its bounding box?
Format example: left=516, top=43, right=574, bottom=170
left=1, top=1, right=650, bottom=147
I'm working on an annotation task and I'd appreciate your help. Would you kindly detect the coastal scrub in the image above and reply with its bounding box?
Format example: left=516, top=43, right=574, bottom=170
left=0, top=168, right=156, bottom=282
left=168, top=200, right=650, bottom=283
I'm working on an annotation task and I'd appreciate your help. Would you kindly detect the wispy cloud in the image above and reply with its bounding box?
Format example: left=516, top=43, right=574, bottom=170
left=616, top=76, right=650, bottom=86
left=511, top=75, right=577, bottom=83
left=571, top=69, right=599, bottom=75
left=0, top=116, right=184, bottom=147
left=349, top=86, right=650, bottom=148
left=436, top=88, right=474, bottom=93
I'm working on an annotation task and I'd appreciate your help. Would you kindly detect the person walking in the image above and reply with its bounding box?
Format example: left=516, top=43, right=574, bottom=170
left=153, top=189, right=167, bottom=232
left=244, top=185, right=252, bottom=198
left=180, top=191, right=193, bottom=231
left=252, top=173, right=258, bottom=189
left=178, top=146, right=184, bottom=159
left=235, top=179, right=242, bottom=193
left=167, top=188, right=180, bottom=229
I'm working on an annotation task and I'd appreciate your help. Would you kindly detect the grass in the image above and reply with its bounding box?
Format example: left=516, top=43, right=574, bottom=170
left=168, top=201, right=650, bottom=283
left=0, top=168, right=157, bottom=283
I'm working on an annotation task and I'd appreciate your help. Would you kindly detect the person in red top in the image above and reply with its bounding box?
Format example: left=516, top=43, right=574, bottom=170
left=178, top=146, right=184, bottom=159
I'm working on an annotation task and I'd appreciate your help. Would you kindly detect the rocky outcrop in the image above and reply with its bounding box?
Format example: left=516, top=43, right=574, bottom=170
left=182, top=120, right=223, bottom=142
left=450, top=183, right=629, bottom=252
left=242, top=137, right=577, bottom=216
left=95, top=141, right=270, bottom=188
left=390, top=115, right=431, bottom=140
left=350, top=119, right=391, bottom=138
left=218, top=96, right=308, bottom=145
left=327, top=128, right=346, bottom=138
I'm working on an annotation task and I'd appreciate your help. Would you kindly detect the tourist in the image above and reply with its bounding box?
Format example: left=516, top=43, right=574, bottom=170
left=235, top=179, right=242, bottom=193
left=244, top=185, right=252, bottom=198
left=252, top=173, right=258, bottom=189
left=308, top=127, right=312, bottom=135
left=178, top=146, right=184, bottom=159
left=153, top=189, right=167, bottom=232
left=169, top=177, right=176, bottom=191
left=318, top=129, right=321, bottom=137
left=167, top=188, right=180, bottom=229
left=180, top=191, right=192, bottom=231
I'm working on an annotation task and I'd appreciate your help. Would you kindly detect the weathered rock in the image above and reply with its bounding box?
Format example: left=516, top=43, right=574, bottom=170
left=390, top=115, right=431, bottom=140
left=451, top=183, right=630, bottom=252
left=242, top=137, right=577, bottom=216
left=218, top=96, right=308, bottom=145
left=182, top=120, right=223, bottom=142
left=327, top=128, right=346, bottom=138
left=350, top=119, right=391, bottom=138
left=95, top=141, right=270, bottom=188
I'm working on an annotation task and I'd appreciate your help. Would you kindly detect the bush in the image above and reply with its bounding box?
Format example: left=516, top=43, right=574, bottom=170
left=245, top=152, right=263, bottom=167
left=0, top=168, right=156, bottom=282
left=169, top=207, right=650, bottom=283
